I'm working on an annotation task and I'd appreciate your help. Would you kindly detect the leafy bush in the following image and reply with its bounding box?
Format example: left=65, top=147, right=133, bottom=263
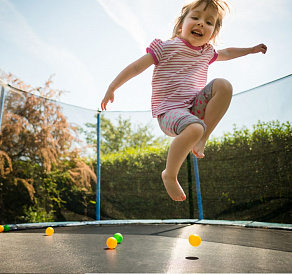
left=99, top=121, right=292, bottom=223
left=100, top=145, right=193, bottom=219
left=0, top=72, right=96, bottom=223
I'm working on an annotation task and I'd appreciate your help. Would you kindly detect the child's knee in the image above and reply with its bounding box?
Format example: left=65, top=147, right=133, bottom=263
left=185, top=123, right=204, bottom=137
left=213, top=78, right=233, bottom=96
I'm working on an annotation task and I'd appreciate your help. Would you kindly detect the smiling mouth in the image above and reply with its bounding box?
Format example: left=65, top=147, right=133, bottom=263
left=191, top=30, right=203, bottom=37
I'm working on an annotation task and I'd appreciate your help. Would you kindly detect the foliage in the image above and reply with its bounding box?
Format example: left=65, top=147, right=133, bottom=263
left=83, top=115, right=167, bottom=154
left=0, top=150, right=12, bottom=177
left=99, top=120, right=291, bottom=223
left=1, top=70, right=290, bottom=224
left=0, top=71, right=96, bottom=223
left=199, top=120, right=292, bottom=223
left=100, top=144, right=193, bottom=220
left=21, top=205, right=55, bottom=223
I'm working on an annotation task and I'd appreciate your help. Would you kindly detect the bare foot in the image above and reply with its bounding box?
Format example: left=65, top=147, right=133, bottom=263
left=161, top=170, right=186, bottom=201
left=192, top=139, right=207, bottom=158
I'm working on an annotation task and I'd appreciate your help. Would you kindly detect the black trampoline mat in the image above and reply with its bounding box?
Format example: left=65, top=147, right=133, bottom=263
left=1, top=223, right=291, bottom=273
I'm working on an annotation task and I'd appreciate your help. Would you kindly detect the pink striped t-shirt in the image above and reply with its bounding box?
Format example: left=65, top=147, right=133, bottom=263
left=147, top=37, right=218, bottom=117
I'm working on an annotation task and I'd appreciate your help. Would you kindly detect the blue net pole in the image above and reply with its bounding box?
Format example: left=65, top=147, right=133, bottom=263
left=96, top=111, right=101, bottom=220
left=192, top=154, right=204, bottom=220
left=0, top=85, right=6, bottom=130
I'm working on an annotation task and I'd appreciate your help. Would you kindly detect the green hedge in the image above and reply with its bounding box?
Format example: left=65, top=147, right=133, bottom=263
left=101, top=147, right=192, bottom=219
left=199, top=121, right=291, bottom=223
left=100, top=121, right=292, bottom=223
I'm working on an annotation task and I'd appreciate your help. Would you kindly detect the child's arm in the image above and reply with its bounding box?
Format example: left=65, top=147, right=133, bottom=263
left=101, top=53, right=155, bottom=110
left=216, top=43, right=267, bottom=61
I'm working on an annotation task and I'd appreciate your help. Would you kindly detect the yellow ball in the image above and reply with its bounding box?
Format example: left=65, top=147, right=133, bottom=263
left=0, top=225, right=4, bottom=233
left=106, top=237, right=117, bottom=249
left=46, top=227, right=54, bottom=236
left=189, top=234, right=201, bottom=247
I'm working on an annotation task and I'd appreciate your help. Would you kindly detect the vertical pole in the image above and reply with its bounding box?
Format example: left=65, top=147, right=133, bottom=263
left=192, top=154, right=204, bottom=220
left=187, top=153, right=194, bottom=219
left=96, top=111, right=101, bottom=220
left=0, top=86, right=6, bottom=130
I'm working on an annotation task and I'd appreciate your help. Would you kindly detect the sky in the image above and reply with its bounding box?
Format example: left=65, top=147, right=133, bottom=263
left=0, top=0, right=291, bottom=112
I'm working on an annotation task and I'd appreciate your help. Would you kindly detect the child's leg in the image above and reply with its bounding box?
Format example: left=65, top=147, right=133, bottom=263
left=162, top=123, right=204, bottom=201
left=192, top=78, right=233, bottom=158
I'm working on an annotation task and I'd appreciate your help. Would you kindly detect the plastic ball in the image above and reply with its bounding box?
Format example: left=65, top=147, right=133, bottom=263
left=0, top=225, right=4, bottom=233
left=114, top=233, right=123, bottom=244
left=106, top=237, right=117, bottom=249
left=189, top=234, right=201, bottom=247
left=46, top=227, right=54, bottom=236
left=3, top=225, right=10, bottom=232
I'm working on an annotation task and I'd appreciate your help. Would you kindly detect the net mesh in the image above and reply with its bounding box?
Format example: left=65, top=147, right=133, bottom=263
left=0, top=75, right=291, bottom=224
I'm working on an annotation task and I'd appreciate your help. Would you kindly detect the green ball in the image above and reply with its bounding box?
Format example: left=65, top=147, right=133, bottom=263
left=114, top=233, right=123, bottom=244
left=4, top=225, right=10, bottom=232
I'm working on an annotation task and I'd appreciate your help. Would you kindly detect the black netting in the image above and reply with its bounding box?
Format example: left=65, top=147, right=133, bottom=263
left=0, top=75, right=291, bottom=224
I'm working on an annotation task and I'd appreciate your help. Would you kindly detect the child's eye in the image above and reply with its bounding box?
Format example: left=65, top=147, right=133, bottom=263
left=206, top=21, right=213, bottom=26
left=191, top=17, right=198, bottom=20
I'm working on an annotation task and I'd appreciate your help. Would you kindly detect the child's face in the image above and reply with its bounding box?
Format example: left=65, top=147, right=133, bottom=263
left=179, top=2, right=218, bottom=47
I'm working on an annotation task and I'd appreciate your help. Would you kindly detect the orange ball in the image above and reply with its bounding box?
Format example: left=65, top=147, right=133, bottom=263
left=46, top=227, right=54, bottom=236
left=106, top=237, right=117, bottom=249
left=0, top=225, right=4, bottom=233
left=189, top=234, right=201, bottom=247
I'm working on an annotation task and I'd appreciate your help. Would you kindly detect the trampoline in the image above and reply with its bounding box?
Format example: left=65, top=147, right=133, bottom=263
left=1, top=220, right=291, bottom=273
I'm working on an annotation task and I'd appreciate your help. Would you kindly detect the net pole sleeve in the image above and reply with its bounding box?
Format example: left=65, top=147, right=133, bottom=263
left=187, top=153, right=195, bottom=219
left=0, top=86, right=6, bottom=130
left=192, top=154, right=204, bottom=220
left=96, top=111, right=101, bottom=220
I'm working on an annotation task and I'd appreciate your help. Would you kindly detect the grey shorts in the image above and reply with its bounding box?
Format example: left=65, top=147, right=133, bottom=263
left=157, top=80, right=215, bottom=137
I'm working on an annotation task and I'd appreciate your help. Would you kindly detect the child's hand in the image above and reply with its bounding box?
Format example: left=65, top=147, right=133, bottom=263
left=253, top=43, right=267, bottom=54
left=101, top=89, right=114, bottom=110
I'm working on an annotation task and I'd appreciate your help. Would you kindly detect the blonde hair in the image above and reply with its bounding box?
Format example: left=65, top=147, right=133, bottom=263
left=172, top=0, right=230, bottom=45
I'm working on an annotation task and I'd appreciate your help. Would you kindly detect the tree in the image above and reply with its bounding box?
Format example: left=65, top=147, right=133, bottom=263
left=83, top=115, right=166, bottom=155
left=0, top=71, right=96, bottom=222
